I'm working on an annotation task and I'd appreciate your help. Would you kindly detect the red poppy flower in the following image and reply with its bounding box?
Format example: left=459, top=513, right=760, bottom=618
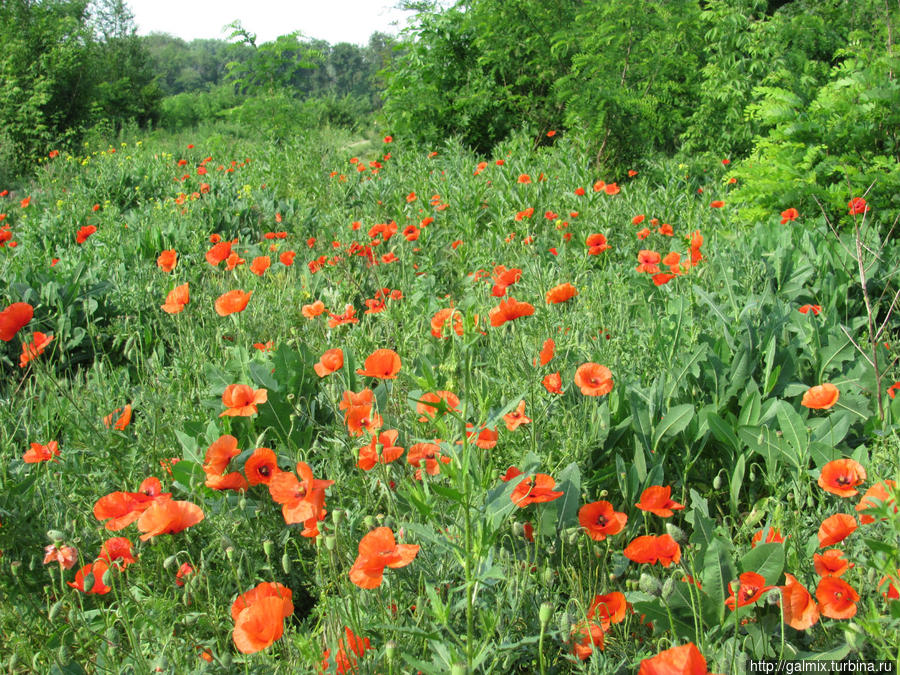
left=23, top=440, right=60, bottom=463
left=801, top=383, right=839, bottom=409
left=569, top=620, right=604, bottom=660
left=231, top=582, right=294, bottom=623
left=813, top=549, right=853, bottom=578
left=244, top=447, right=279, bottom=486
left=503, top=400, right=531, bottom=431
left=779, top=573, right=819, bottom=630
left=19, top=331, right=53, bottom=367
left=175, top=562, right=195, bottom=586
left=99, top=537, right=136, bottom=569
left=93, top=478, right=171, bottom=530
left=574, top=363, right=613, bottom=396
left=879, top=571, right=900, bottom=600
left=887, top=382, right=900, bottom=399
left=586, top=233, right=611, bottom=254
left=546, top=283, right=577, bottom=304
left=636, top=250, right=662, bottom=274
left=780, top=208, right=800, bottom=224
left=632, top=214, right=646, bottom=225
left=157, top=249, right=177, bottom=272
left=268, top=461, right=333, bottom=526
left=578, top=501, right=627, bottom=541
left=161, top=283, right=189, bottom=314
left=818, top=459, right=866, bottom=497
left=416, top=391, right=461, bottom=421
left=103, top=405, right=132, bottom=431
left=542, top=371, right=563, bottom=394
left=349, top=527, right=418, bottom=589
left=321, top=627, right=372, bottom=674
left=535, top=338, right=555, bottom=366
left=43, top=543, right=78, bottom=569
left=798, top=304, right=822, bottom=315
left=489, top=298, right=535, bottom=327
left=816, top=576, right=859, bottom=619
left=856, top=480, right=897, bottom=524
left=848, top=198, right=869, bottom=215
left=0, top=302, right=34, bottom=341
left=220, top=384, right=267, bottom=417
left=464, top=424, right=498, bottom=449
left=76, top=225, right=97, bottom=244
left=206, top=239, right=233, bottom=266
left=68, top=560, right=111, bottom=595
left=203, top=435, right=248, bottom=491
left=356, top=349, right=401, bottom=379
left=225, top=251, right=245, bottom=270
left=511, top=474, right=564, bottom=507
left=726, top=571, right=775, bottom=610
left=407, top=442, right=451, bottom=479
left=280, top=250, right=296, bottom=266
left=624, top=534, right=681, bottom=567
left=710, top=201, right=725, bottom=208
left=250, top=256, right=271, bottom=276
left=635, top=485, right=685, bottom=518
left=818, top=513, right=857, bottom=548
left=751, top=527, right=785, bottom=547
left=357, top=430, right=404, bottom=471
left=215, top=290, right=252, bottom=316
left=302, top=300, right=326, bottom=318
left=431, top=307, right=465, bottom=338
left=638, top=643, right=708, bottom=675
left=136, top=500, right=204, bottom=541
left=587, top=591, right=627, bottom=628
left=232, top=587, right=294, bottom=654
left=604, top=183, right=620, bottom=195
left=314, top=348, right=344, bottom=377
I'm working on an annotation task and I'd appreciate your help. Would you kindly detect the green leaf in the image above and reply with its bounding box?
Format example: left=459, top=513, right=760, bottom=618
left=552, top=462, right=582, bottom=531
left=730, top=453, right=746, bottom=516
left=652, top=403, right=694, bottom=452
left=701, top=537, right=736, bottom=626
left=740, top=543, right=784, bottom=585
left=776, top=400, right=808, bottom=468
left=705, top=411, right=741, bottom=455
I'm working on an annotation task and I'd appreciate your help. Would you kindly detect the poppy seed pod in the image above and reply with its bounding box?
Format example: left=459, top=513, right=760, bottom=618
left=325, top=535, right=337, bottom=551
left=164, top=555, right=177, bottom=571
left=539, top=601, right=554, bottom=627
left=639, top=573, right=661, bottom=596
left=263, top=540, right=274, bottom=558
left=386, top=640, right=397, bottom=660
left=661, top=578, right=676, bottom=600
left=282, top=553, right=292, bottom=574
left=46, top=530, right=65, bottom=543
left=665, top=524, right=686, bottom=543
left=49, top=600, right=64, bottom=622
left=331, top=509, right=344, bottom=526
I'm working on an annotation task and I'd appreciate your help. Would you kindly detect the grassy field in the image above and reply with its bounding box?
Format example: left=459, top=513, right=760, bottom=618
left=1, top=124, right=898, bottom=673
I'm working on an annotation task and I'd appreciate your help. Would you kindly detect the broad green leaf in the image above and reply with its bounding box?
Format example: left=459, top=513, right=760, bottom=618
left=701, top=537, right=736, bottom=626
left=652, top=403, right=694, bottom=452
left=740, top=542, right=784, bottom=585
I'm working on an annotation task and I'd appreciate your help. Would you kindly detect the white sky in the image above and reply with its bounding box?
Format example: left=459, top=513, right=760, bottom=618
left=128, top=0, right=416, bottom=45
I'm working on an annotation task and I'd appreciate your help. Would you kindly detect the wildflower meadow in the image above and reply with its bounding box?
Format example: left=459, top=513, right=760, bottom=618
left=1, top=0, right=900, bottom=673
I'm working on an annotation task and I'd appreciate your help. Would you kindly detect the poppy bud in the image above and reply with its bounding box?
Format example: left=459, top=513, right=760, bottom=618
left=712, top=473, right=723, bottom=490
left=105, top=625, right=118, bottom=645
left=164, top=555, right=178, bottom=571
left=182, top=590, right=192, bottom=607
left=639, top=573, right=661, bottom=596
left=661, top=578, right=675, bottom=600
left=68, top=608, right=78, bottom=624
left=749, top=469, right=756, bottom=481
left=57, top=645, right=69, bottom=663
left=238, top=496, right=247, bottom=510
left=511, top=522, right=524, bottom=537
left=282, top=552, right=292, bottom=574
left=364, top=515, right=376, bottom=529
left=558, top=614, right=572, bottom=637
left=221, top=652, right=233, bottom=669
left=184, top=613, right=198, bottom=625
left=152, top=656, right=169, bottom=672
left=101, top=566, right=115, bottom=588
left=665, top=524, right=686, bottom=543
left=539, top=601, right=553, bottom=627
left=263, top=540, right=274, bottom=558
left=542, top=567, right=554, bottom=585
left=29, top=557, right=37, bottom=571
left=46, top=530, right=65, bottom=543
left=766, top=590, right=780, bottom=606
left=386, top=640, right=396, bottom=660
left=567, top=529, right=580, bottom=546
left=83, top=573, right=95, bottom=593
left=806, top=494, right=815, bottom=508
left=49, top=600, right=64, bottom=622
left=324, top=535, right=337, bottom=551
left=331, top=509, right=344, bottom=526
left=598, top=489, right=608, bottom=498
left=382, top=516, right=395, bottom=529
left=844, top=623, right=863, bottom=650
left=225, top=546, right=234, bottom=562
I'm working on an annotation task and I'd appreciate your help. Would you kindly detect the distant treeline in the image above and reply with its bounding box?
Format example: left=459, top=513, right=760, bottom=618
left=0, top=0, right=397, bottom=180
left=3, top=0, right=898, bottom=218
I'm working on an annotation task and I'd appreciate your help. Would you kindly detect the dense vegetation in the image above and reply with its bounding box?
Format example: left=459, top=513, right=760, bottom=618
left=1, top=0, right=899, bottom=673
